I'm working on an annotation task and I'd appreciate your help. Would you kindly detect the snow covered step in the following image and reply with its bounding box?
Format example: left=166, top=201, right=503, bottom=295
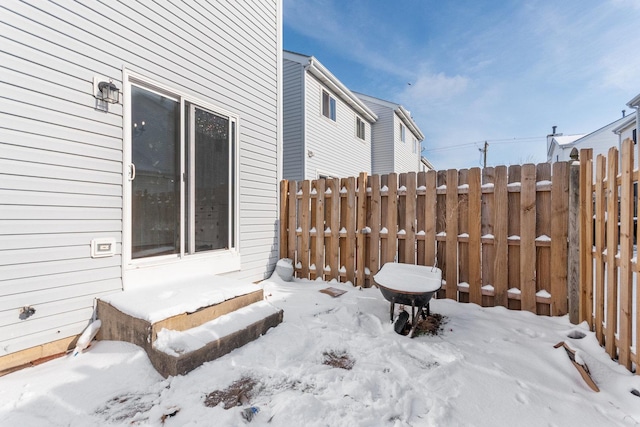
left=154, top=301, right=281, bottom=356
left=96, top=274, right=283, bottom=377
left=150, top=301, right=283, bottom=377
left=155, top=301, right=278, bottom=354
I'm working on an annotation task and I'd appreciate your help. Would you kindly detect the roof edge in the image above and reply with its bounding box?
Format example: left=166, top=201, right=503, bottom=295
left=395, top=105, right=425, bottom=141
left=288, top=52, right=378, bottom=123
left=627, top=92, right=640, bottom=108
left=354, top=91, right=425, bottom=141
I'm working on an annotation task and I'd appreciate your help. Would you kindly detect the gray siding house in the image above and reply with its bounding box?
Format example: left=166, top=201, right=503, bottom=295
left=1, top=1, right=282, bottom=370
left=282, top=51, right=377, bottom=180
left=616, top=93, right=639, bottom=147
left=548, top=110, right=637, bottom=169
left=354, top=92, right=425, bottom=175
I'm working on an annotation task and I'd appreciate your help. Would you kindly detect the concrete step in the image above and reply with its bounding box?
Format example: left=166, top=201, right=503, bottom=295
left=96, top=276, right=283, bottom=377
left=151, top=301, right=283, bottom=377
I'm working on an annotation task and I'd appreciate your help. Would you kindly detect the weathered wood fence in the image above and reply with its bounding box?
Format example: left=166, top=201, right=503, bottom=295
left=280, top=162, right=571, bottom=316
left=579, top=139, right=639, bottom=373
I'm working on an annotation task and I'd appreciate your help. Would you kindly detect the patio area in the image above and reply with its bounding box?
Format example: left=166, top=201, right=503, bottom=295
left=1, top=272, right=639, bottom=426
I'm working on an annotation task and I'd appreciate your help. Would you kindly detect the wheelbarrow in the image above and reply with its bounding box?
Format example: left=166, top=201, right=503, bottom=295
left=373, top=263, right=442, bottom=337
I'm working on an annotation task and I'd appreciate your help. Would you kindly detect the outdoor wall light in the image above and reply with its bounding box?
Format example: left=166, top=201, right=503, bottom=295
left=98, top=80, right=119, bottom=103
left=93, top=75, right=120, bottom=105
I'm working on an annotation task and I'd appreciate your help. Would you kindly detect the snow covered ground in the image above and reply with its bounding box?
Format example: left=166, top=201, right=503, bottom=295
left=1, top=273, right=640, bottom=427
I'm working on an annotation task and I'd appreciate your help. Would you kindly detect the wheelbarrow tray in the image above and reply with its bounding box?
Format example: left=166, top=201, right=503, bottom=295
left=373, top=263, right=442, bottom=337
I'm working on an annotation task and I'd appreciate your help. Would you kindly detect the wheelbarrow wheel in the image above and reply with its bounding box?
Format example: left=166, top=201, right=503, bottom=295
left=394, top=311, right=410, bottom=335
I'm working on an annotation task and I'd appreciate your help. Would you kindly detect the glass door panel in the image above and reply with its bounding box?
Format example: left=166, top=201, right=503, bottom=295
left=131, top=86, right=180, bottom=259
left=193, top=106, right=229, bottom=252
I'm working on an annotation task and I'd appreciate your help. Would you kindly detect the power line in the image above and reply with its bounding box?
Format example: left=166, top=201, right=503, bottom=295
left=425, top=135, right=544, bottom=153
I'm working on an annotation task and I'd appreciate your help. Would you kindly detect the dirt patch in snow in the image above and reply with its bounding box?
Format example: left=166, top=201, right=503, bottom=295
left=323, top=350, right=355, bottom=370
left=204, top=376, right=259, bottom=409
left=94, top=392, right=157, bottom=424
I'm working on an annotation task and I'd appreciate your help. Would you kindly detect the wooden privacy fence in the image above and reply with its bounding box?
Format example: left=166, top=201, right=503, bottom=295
left=579, top=139, right=639, bottom=373
left=280, top=163, right=571, bottom=316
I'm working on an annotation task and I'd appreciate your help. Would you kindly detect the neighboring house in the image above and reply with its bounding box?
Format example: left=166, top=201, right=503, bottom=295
left=1, top=1, right=281, bottom=369
left=613, top=115, right=637, bottom=146
left=548, top=108, right=638, bottom=168
left=420, top=156, right=436, bottom=172
left=616, top=92, right=639, bottom=147
left=282, top=51, right=377, bottom=180
left=354, top=92, right=425, bottom=175
left=546, top=128, right=586, bottom=163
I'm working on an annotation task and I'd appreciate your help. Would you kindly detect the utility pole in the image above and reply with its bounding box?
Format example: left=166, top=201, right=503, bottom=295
left=479, top=141, right=489, bottom=168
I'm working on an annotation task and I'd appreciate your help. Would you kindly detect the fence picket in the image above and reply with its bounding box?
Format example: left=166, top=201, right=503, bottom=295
left=536, top=163, right=552, bottom=315
left=404, top=172, right=417, bottom=265
left=416, top=172, right=426, bottom=266
left=550, top=162, right=569, bottom=316
left=458, top=169, right=469, bottom=302
left=618, top=139, right=634, bottom=370
left=368, top=175, right=381, bottom=282
left=580, top=149, right=594, bottom=327
left=520, top=164, right=537, bottom=313
left=482, top=167, right=496, bottom=307
left=300, top=180, right=311, bottom=278
left=605, top=147, right=618, bottom=359
left=314, top=179, right=325, bottom=281
left=327, top=178, right=340, bottom=281
left=356, top=173, right=367, bottom=286
left=424, top=170, right=437, bottom=267
left=508, top=165, right=522, bottom=309
left=345, top=177, right=356, bottom=283
left=468, top=167, right=482, bottom=305
left=493, top=166, right=508, bottom=307
left=593, top=155, right=606, bottom=345
left=386, top=174, right=398, bottom=264
left=445, top=169, right=459, bottom=300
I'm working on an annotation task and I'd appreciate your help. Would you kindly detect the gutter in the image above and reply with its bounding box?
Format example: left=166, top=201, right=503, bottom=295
left=395, top=105, right=425, bottom=141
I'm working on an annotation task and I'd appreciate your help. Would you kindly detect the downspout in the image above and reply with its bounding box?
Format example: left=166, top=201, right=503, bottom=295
left=302, top=61, right=310, bottom=180
left=276, top=0, right=283, bottom=264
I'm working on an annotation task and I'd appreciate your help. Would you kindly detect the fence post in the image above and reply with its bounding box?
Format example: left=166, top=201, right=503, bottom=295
left=279, top=180, right=289, bottom=259
left=356, top=172, right=367, bottom=287
left=567, top=157, right=581, bottom=324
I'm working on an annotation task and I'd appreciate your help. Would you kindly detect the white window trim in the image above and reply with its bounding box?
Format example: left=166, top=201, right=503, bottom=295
left=316, top=169, right=339, bottom=180
left=122, top=69, right=241, bottom=290
left=321, top=89, right=337, bottom=123
left=356, top=116, right=366, bottom=141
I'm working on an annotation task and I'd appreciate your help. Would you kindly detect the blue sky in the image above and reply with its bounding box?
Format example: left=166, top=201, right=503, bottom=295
left=283, top=0, right=640, bottom=170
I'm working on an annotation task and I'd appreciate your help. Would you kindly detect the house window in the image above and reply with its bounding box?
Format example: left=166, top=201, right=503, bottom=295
left=400, top=123, right=406, bottom=143
left=130, top=83, right=236, bottom=259
left=356, top=117, right=365, bottom=140
left=322, top=90, right=336, bottom=121
left=412, top=138, right=417, bottom=153
left=633, top=129, right=637, bottom=144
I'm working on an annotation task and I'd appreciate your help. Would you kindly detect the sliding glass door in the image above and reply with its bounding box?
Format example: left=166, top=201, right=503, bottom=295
left=130, top=84, right=235, bottom=260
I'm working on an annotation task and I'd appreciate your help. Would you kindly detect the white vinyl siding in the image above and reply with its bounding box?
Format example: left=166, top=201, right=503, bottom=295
left=0, top=0, right=280, bottom=356
left=357, top=94, right=422, bottom=174
left=304, top=75, right=371, bottom=180
left=393, top=113, right=421, bottom=173
left=282, top=58, right=305, bottom=181
left=361, top=101, right=395, bottom=174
